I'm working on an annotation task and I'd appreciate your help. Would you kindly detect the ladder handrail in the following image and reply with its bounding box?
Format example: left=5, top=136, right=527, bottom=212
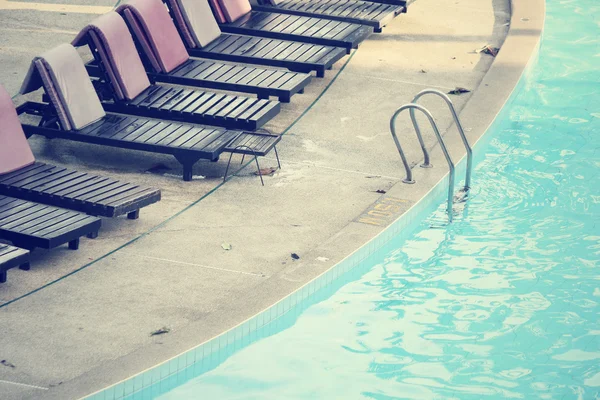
left=390, top=103, right=455, bottom=221
left=410, top=89, right=473, bottom=190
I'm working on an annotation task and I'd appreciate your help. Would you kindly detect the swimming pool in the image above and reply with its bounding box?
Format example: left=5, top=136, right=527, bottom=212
left=90, top=0, right=599, bottom=398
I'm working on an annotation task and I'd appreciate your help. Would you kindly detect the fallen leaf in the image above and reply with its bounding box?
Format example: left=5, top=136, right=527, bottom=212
left=316, top=257, right=329, bottom=262
left=1, top=360, right=15, bottom=368
left=221, top=243, right=232, bottom=251
left=375, top=189, right=387, bottom=194
left=291, top=253, right=300, bottom=260
left=477, top=45, right=500, bottom=57
left=254, top=167, right=277, bottom=176
left=419, top=69, right=427, bottom=73
left=448, top=87, right=471, bottom=95
left=150, top=326, right=170, bottom=336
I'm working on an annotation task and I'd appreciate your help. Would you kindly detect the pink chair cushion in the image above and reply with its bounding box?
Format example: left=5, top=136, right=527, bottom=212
left=176, top=0, right=222, bottom=48
left=0, top=85, right=35, bottom=175
left=207, top=0, right=227, bottom=24
left=218, top=0, right=251, bottom=23
left=72, top=12, right=150, bottom=101
left=116, top=0, right=189, bottom=73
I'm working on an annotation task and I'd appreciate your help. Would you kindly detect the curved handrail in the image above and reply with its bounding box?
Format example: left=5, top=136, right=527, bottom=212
left=410, top=89, right=473, bottom=190
left=390, top=103, right=455, bottom=221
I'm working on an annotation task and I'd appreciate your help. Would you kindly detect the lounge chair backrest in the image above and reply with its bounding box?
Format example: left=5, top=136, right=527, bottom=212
left=72, top=12, right=151, bottom=101
left=175, top=0, right=222, bottom=48
left=116, top=0, right=189, bottom=73
left=21, top=44, right=106, bottom=130
left=206, top=0, right=227, bottom=24
left=0, top=85, right=36, bottom=175
left=164, top=0, right=197, bottom=48
left=217, top=0, right=252, bottom=23
left=21, top=59, right=73, bottom=130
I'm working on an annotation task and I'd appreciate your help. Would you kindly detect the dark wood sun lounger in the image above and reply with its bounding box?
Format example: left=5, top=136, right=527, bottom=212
left=117, top=0, right=347, bottom=78
left=252, top=0, right=406, bottom=32
left=201, top=0, right=372, bottom=53
left=2, top=83, right=161, bottom=219
left=0, top=244, right=30, bottom=284
left=0, top=196, right=101, bottom=251
left=77, top=11, right=310, bottom=103
left=18, top=101, right=244, bottom=182
left=18, top=44, right=281, bottom=181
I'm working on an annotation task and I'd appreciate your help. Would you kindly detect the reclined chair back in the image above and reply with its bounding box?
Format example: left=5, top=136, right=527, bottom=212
left=208, top=0, right=252, bottom=23
left=0, top=85, right=35, bottom=175
left=116, top=0, right=191, bottom=73
left=19, top=44, right=106, bottom=131
left=72, top=12, right=151, bottom=101
left=164, top=0, right=223, bottom=48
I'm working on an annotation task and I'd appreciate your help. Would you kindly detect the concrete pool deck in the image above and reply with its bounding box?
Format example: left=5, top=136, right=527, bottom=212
left=0, top=0, right=544, bottom=398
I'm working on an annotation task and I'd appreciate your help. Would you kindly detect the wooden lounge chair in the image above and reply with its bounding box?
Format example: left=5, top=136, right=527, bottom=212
left=79, top=11, right=311, bottom=103
left=0, top=84, right=161, bottom=218
left=17, top=45, right=281, bottom=181
left=0, top=244, right=29, bottom=284
left=196, top=0, right=372, bottom=53
left=117, top=0, right=347, bottom=78
left=251, top=0, right=406, bottom=32
left=0, top=195, right=101, bottom=251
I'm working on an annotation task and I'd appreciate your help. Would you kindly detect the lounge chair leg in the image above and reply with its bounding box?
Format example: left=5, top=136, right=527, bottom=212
left=254, top=156, right=264, bottom=186
left=274, top=146, right=281, bottom=169
left=317, top=69, right=325, bottom=78
left=127, top=210, right=140, bottom=220
left=223, top=152, right=236, bottom=183
left=19, top=262, right=30, bottom=271
left=279, top=94, right=291, bottom=103
left=68, top=239, right=80, bottom=250
left=87, top=231, right=99, bottom=239
left=298, top=89, right=305, bottom=94
left=374, top=27, right=383, bottom=33
left=175, top=155, right=200, bottom=182
left=0, top=271, right=6, bottom=283
left=240, top=154, right=245, bottom=165
left=183, top=164, right=193, bottom=181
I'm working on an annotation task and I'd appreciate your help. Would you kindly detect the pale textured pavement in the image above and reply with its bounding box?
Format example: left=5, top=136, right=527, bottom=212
left=0, top=0, right=518, bottom=398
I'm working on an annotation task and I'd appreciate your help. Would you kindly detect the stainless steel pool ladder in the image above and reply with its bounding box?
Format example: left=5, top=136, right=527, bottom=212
left=389, top=89, right=473, bottom=222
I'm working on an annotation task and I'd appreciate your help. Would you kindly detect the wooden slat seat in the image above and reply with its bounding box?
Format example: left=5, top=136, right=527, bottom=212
left=218, top=11, right=372, bottom=53
left=253, top=0, right=405, bottom=32
left=189, top=33, right=346, bottom=77
left=100, top=85, right=281, bottom=131
left=0, top=244, right=30, bottom=284
left=0, top=162, right=161, bottom=219
left=0, top=196, right=101, bottom=251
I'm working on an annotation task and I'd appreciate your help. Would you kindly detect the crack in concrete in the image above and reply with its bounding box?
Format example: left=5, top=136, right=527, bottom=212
left=0, top=379, right=48, bottom=390
left=143, top=256, right=267, bottom=277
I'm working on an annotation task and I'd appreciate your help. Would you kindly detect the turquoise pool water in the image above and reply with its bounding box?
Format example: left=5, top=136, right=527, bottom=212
left=106, top=0, right=599, bottom=398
